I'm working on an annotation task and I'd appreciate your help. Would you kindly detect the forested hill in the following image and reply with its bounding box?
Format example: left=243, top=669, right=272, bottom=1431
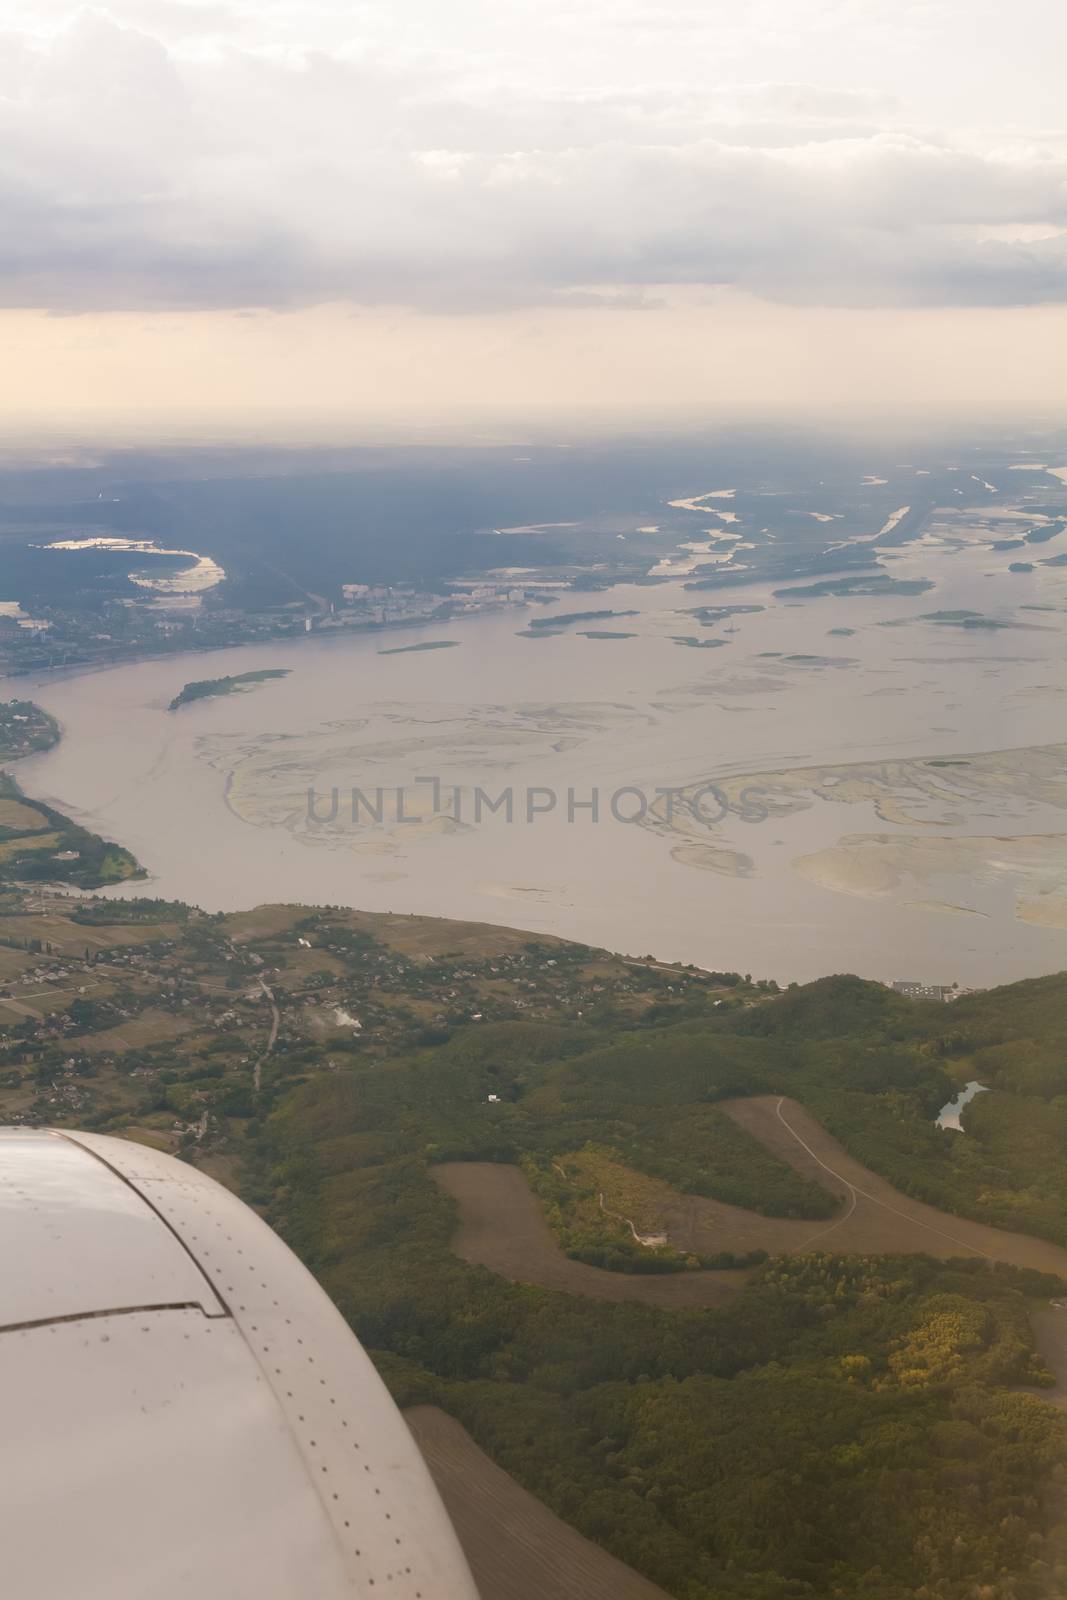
left=725, top=970, right=1067, bottom=1247
left=4, top=890, right=1066, bottom=1600
left=255, top=962, right=1067, bottom=1600
left=264, top=966, right=1067, bottom=1264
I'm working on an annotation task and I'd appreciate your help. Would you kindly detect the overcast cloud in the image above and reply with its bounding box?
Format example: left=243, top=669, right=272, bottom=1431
left=1, top=1, right=1066, bottom=314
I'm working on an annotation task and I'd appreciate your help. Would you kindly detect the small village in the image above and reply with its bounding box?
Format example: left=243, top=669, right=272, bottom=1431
left=0, top=891, right=768, bottom=1158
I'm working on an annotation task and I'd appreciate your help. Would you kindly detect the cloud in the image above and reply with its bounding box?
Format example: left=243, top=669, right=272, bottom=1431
left=0, top=11, right=1065, bottom=314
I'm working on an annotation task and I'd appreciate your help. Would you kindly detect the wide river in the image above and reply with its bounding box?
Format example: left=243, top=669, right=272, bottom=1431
left=12, top=525, right=1067, bottom=984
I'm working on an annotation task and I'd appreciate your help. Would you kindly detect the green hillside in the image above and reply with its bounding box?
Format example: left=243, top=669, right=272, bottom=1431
left=254, top=966, right=1067, bottom=1600
left=3, top=888, right=1065, bottom=1600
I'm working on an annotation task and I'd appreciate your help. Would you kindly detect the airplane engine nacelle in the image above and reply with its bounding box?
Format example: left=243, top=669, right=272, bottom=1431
left=0, top=1127, right=480, bottom=1600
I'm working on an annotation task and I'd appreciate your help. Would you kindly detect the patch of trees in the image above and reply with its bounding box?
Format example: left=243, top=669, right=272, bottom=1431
left=255, top=1096, right=1067, bottom=1600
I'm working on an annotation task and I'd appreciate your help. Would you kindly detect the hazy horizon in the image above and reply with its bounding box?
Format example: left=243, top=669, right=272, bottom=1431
left=2, top=0, right=1066, bottom=425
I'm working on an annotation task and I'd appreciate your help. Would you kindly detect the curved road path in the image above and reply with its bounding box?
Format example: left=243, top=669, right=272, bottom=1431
left=434, top=1097, right=1067, bottom=1309
left=433, top=1163, right=746, bottom=1307
left=718, top=1096, right=1067, bottom=1276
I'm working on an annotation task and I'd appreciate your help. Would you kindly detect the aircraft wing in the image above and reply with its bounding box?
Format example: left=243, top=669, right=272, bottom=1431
left=0, top=1127, right=481, bottom=1600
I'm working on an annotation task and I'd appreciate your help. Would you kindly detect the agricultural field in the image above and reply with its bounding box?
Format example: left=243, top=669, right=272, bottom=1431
left=0, top=794, right=56, bottom=831
left=0, top=894, right=745, bottom=1146
left=523, top=1144, right=774, bottom=1272
left=433, top=1162, right=744, bottom=1306
left=407, top=1406, right=671, bottom=1600
left=437, top=1105, right=1067, bottom=1298
left=523, top=1114, right=833, bottom=1273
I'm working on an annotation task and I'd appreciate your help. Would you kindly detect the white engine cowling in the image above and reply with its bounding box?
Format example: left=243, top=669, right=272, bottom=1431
left=0, top=1127, right=480, bottom=1600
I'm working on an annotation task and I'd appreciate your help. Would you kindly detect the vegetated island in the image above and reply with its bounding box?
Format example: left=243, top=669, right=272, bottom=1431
left=378, top=640, right=460, bottom=656
left=524, top=604, right=633, bottom=630
left=1026, top=520, right=1066, bottom=544
left=773, top=573, right=935, bottom=600
left=168, top=669, right=290, bottom=711
left=918, top=610, right=1012, bottom=630
left=681, top=604, right=764, bottom=624
left=0, top=699, right=60, bottom=761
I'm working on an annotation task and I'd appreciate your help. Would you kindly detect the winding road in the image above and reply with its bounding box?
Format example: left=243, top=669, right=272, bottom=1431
left=773, top=1097, right=986, bottom=1259
left=252, top=975, right=280, bottom=1093
left=433, top=1163, right=746, bottom=1307
left=717, top=1096, right=1067, bottom=1275
left=435, top=1097, right=1067, bottom=1300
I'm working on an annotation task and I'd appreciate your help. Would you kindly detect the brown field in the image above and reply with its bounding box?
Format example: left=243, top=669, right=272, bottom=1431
left=432, top=1163, right=746, bottom=1306
left=406, top=1406, right=671, bottom=1600
left=0, top=985, right=122, bottom=1024
left=72, top=1008, right=197, bottom=1054
left=221, top=903, right=709, bottom=1014
left=73, top=921, right=186, bottom=951
left=717, top=1096, right=1067, bottom=1276
left=435, top=1098, right=1067, bottom=1314
left=1028, top=1307, right=1067, bottom=1408
left=348, top=909, right=569, bottom=960
left=2, top=912, right=184, bottom=953
left=223, top=904, right=310, bottom=941
left=0, top=830, right=61, bottom=861
left=222, top=902, right=571, bottom=960
left=0, top=797, right=50, bottom=830
left=0, top=973, right=124, bottom=1020
left=0, top=995, right=38, bottom=1021
left=278, top=948, right=347, bottom=985
left=115, top=1123, right=174, bottom=1153
left=0, top=946, right=39, bottom=981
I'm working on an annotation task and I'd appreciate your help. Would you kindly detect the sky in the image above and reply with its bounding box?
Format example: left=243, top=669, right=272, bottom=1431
left=2, top=0, right=1066, bottom=431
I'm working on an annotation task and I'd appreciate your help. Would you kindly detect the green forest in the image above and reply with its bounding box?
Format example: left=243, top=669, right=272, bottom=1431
left=5, top=882, right=1066, bottom=1597
left=251, top=968, right=1067, bottom=1599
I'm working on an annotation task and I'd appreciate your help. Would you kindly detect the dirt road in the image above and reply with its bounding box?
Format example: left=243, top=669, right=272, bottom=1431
left=717, top=1096, right=1067, bottom=1277
left=432, top=1163, right=746, bottom=1306
left=433, top=1096, right=1067, bottom=1314
left=252, top=975, right=279, bottom=1093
